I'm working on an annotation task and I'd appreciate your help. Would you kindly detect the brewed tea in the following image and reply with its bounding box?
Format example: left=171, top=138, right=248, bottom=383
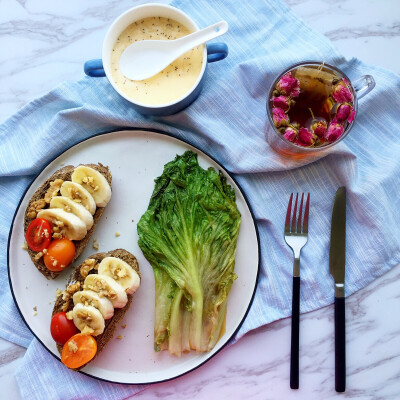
left=270, top=64, right=355, bottom=147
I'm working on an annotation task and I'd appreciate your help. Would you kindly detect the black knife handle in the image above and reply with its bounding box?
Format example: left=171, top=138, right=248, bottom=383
left=334, top=296, right=346, bottom=392
left=290, top=276, right=300, bottom=389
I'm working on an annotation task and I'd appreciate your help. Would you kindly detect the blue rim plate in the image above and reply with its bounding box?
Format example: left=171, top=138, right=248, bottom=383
left=7, top=128, right=260, bottom=384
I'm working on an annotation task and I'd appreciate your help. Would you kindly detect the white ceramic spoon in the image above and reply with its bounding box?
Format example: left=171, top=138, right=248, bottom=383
left=119, top=20, right=228, bottom=81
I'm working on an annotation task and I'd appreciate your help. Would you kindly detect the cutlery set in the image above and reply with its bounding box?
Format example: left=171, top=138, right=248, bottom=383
left=285, top=187, right=346, bottom=392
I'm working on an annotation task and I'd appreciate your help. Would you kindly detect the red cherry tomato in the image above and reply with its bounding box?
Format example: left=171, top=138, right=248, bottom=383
left=44, top=239, right=75, bottom=271
left=25, top=218, right=52, bottom=252
left=50, top=312, right=79, bottom=345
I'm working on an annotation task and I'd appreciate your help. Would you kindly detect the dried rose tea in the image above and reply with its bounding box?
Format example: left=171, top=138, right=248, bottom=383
left=270, top=64, right=355, bottom=147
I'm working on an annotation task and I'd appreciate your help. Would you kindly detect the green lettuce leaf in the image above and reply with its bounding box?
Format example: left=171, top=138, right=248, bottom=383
left=138, top=151, right=241, bottom=355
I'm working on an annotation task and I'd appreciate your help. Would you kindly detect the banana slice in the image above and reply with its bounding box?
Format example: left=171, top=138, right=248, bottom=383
left=60, top=181, right=96, bottom=215
left=98, top=257, right=140, bottom=295
left=36, top=208, right=87, bottom=240
left=50, top=196, right=94, bottom=230
left=73, top=290, right=114, bottom=320
left=83, top=274, right=128, bottom=308
left=71, top=166, right=111, bottom=207
left=72, top=303, right=105, bottom=336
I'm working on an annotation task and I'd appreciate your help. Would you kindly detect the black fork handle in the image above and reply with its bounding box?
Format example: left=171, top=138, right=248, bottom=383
left=290, top=275, right=300, bottom=389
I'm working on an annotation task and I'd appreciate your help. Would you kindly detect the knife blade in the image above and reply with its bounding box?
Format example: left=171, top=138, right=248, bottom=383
left=329, top=186, right=346, bottom=392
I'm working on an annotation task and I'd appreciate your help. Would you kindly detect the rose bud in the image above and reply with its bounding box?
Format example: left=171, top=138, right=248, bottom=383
left=276, top=72, right=300, bottom=98
left=326, top=120, right=345, bottom=143
left=332, top=81, right=353, bottom=103
left=336, top=103, right=356, bottom=123
left=311, top=120, right=327, bottom=138
left=272, top=107, right=289, bottom=128
left=297, top=127, right=315, bottom=146
left=284, top=126, right=298, bottom=142
left=272, top=95, right=290, bottom=111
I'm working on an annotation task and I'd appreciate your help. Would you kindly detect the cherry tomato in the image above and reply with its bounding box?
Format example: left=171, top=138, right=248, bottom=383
left=50, top=312, right=79, bottom=345
left=25, top=218, right=52, bottom=252
left=44, top=239, right=75, bottom=271
left=61, top=334, right=97, bottom=369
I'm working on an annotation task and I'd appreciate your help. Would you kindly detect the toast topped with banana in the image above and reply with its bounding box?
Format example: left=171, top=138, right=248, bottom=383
left=23, top=164, right=112, bottom=279
left=51, top=249, right=141, bottom=370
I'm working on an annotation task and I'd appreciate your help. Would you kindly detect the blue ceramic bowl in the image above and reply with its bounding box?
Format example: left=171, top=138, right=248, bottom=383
left=84, top=4, right=228, bottom=116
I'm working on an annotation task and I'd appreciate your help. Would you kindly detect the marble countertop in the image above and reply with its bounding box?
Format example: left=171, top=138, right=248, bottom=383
left=1, top=0, right=400, bottom=399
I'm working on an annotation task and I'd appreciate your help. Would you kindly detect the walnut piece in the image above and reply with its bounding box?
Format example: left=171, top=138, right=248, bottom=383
left=81, top=326, right=94, bottom=335
left=27, top=199, right=46, bottom=219
left=80, top=259, right=98, bottom=278
left=67, top=340, right=78, bottom=353
left=66, top=281, right=81, bottom=295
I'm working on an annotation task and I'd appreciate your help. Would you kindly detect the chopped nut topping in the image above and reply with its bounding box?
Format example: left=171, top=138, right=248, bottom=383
left=115, top=232, right=120, bottom=237
left=62, top=301, right=70, bottom=312
left=55, top=288, right=63, bottom=298
left=66, top=281, right=81, bottom=294
left=92, top=241, right=99, bottom=251
left=34, top=252, right=44, bottom=261
left=69, top=187, right=81, bottom=201
left=33, top=306, right=37, bottom=311
left=52, top=232, right=64, bottom=239
left=68, top=340, right=78, bottom=353
left=94, top=185, right=99, bottom=192
left=121, top=324, right=127, bottom=329
left=66, top=311, right=73, bottom=320
left=116, top=335, right=123, bottom=340
left=77, top=309, right=92, bottom=322
left=33, top=311, right=38, bottom=317
left=52, top=259, right=58, bottom=267
left=22, top=242, right=28, bottom=250
left=64, top=206, right=72, bottom=213
left=43, top=229, right=50, bottom=238
left=43, top=248, right=48, bottom=254
left=81, top=326, right=94, bottom=335
left=44, top=179, right=63, bottom=203
left=80, top=258, right=98, bottom=278
left=27, top=199, right=46, bottom=219
left=82, top=177, right=88, bottom=184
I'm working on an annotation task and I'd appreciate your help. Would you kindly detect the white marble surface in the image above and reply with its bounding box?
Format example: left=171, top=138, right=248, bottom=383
left=1, top=0, right=400, bottom=399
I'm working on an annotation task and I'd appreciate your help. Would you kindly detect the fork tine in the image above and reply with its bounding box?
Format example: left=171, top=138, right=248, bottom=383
left=285, top=193, right=293, bottom=232
left=291, top=193, right=298, bottom=233
left=303, top=193, right=310, bottom=234
left=297, top=193, right=304, bottom=233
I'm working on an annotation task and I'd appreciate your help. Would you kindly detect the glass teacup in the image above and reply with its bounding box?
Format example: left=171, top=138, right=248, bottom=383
left=266, top=61, right=375, bottom=158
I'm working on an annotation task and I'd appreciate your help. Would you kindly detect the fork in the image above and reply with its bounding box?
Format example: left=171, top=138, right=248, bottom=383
left=285, top=192, right=310, bottom=389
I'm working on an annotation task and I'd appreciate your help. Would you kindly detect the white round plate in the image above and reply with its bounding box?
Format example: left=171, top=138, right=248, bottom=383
left=8, top=129, right=259, bottom=384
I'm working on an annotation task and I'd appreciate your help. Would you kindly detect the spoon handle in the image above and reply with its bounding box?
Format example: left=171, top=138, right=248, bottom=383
left=176, top=21, right=228, bottom=54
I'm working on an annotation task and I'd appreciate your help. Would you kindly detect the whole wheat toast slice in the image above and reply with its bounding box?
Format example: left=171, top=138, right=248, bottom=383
left=53, top=249, right=141, bottom=370
left=24, top=163, right=112, bottom=279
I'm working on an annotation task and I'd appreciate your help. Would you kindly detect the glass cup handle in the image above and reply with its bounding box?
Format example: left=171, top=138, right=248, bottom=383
left=353, top=75, right=375, bottom=100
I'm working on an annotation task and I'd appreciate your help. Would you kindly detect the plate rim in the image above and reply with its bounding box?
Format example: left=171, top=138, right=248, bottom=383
left=7, top=127, right=261, bottom=385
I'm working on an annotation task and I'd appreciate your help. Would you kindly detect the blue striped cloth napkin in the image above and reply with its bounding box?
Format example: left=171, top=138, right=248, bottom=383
left=1, top=0, right=400, bottom=398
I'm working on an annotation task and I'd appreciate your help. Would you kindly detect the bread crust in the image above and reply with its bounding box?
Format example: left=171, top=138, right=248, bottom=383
left=53, top=249, right=141, bottom=370
left=24, top=163, right=112, bottom=279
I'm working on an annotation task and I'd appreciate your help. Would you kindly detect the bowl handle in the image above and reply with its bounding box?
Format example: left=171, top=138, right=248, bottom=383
left=207, top=43, right=228, bottom=63
left=84, top=59, right=106, bottom=77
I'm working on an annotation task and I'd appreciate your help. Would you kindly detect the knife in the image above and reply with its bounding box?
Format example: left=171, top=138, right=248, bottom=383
left=329, top=186, right=346, bottom=392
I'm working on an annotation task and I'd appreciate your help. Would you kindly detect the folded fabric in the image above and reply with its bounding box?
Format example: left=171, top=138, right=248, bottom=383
left=1, top=0, right=400, bottom=399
